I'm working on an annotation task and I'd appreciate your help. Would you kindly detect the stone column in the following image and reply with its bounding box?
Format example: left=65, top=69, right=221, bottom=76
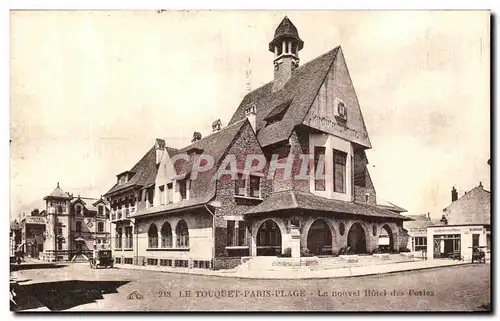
left=290, top=225, right=301, bottom=258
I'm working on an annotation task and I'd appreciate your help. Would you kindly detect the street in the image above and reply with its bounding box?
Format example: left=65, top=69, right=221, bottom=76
left=11, top=262, right=490, bottom=312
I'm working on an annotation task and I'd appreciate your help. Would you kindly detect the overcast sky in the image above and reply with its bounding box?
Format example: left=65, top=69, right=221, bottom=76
left=10, top=10, right=490, bottom=219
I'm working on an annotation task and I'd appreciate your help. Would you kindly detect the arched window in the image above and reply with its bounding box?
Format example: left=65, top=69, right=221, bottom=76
left=148, top=224, right=158, bottom=248
left=161, top=222, right=173, bottom=248
left=176, top=220, right=189, bottom=248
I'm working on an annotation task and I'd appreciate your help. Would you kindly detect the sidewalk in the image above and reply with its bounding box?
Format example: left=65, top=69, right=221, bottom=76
left=115, top=259, right=477, bottom=279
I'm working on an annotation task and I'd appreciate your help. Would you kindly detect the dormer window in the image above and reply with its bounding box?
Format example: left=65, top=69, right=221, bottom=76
left=98, top=206, right=104, bottom=216
left=76, top=205, right=82, bottom=215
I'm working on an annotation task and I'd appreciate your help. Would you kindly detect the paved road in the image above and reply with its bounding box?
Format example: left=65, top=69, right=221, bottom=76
left=11, top=262, right=490, bottom=312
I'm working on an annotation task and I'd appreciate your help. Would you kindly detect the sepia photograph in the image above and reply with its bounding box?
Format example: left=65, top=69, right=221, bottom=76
left=9, top=10, right=491, bottom=312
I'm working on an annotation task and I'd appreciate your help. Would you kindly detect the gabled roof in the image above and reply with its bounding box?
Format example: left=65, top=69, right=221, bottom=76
left=176, top=119, right=247, bottom=177
left=132, top=120, right=249, bottom=217
left=228, top=46, right=341, bottom=147
left=245, top=190, right=412, bottom=221
left=443, top=185, right=490, bottom=225
left=105, top=144, right=180, bottom=197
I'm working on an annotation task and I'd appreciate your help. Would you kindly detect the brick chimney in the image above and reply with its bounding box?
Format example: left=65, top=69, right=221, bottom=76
left=451, top=186, right=458, bottom=202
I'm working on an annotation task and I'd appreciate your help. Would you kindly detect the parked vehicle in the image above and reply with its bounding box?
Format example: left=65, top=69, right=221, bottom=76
left=89, top=250, right=114, bottom=269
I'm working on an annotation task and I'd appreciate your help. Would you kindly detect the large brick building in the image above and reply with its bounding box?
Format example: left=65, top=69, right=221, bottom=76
left=105, top=17, right=411, bottom=270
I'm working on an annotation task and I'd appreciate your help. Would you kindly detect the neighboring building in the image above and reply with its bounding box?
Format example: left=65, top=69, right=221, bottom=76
left=10, top=220, right=22, bottom=257
left=20, top=209, right=46, bottom=259
left=427, top=183, right=491, bottom=261
left=41, top=183, right=111, bottom=262
left=403, top=213, right=440, bottom=254
left=105, top=16, right=411, bottom=270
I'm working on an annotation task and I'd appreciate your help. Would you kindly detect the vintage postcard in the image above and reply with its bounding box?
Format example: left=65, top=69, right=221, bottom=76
left=9, top=10, right=491, bottom=312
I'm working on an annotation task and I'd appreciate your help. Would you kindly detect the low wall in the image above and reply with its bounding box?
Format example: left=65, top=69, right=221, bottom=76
left=213, top=257, right=242, bottom=270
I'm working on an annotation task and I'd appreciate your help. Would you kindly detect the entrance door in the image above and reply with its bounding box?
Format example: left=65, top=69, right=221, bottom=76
left=75, top=243, right=82, bottom=255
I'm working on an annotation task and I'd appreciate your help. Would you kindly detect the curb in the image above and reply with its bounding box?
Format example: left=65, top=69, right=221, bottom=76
left=114, top=261, right=480, bottom=280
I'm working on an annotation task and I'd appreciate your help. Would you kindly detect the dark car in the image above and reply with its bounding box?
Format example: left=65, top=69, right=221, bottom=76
left=89, top=250, right=114, bottom=269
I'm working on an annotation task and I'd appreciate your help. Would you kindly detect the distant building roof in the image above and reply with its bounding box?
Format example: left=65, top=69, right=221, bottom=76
left=442, top=184, right=490, bottom=226
left=377, top=200, right=407, bottom=213
left=403, top=214, right=439, bottom=233
left=43, top=182, right=72, bottom=200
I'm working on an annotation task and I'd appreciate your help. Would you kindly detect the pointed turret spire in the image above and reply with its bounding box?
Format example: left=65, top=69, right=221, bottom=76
left=269, top=16, right=304, bottom=92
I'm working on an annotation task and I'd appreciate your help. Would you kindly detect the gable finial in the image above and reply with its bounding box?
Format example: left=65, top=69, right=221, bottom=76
left=57, top=181, right=59, bottom=188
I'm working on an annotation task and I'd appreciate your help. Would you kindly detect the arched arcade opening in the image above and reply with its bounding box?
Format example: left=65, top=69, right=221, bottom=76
left=347, top=222, right=367, bottom=254
left=306, top=219, right=333, bottom=255
left=256, top=220, right=282, bottom=256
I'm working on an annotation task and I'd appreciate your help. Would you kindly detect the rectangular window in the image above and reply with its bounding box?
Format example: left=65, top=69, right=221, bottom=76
left=166, top=183, right=173, bottom=204
left=159, top=185, right=165, bottom=205
left=249, top=176, right=260, bottom=198
left=97, top=222, right=104, bottom=232
left=472, top=234, right=480, bottom=249
left=98, top=206, right=104, bottom=216
left=75, top=221, right=82, bottom=233
left=179, top=181, right=187, bottom=200
left=76, top=206, right=81, bottom=215
left=314, top=147, right=326, bottom=191
left=226, top=221, right=248, bottom=247
left=333, top=149, right=347, bottom=193
left=414, top=237, right=427, bottom=251
left=235, top=176, right=246, bottom=196
left=125, top=226, right=133, bottom=248
left=116, top=228, right=122, bottom=249
left=227, top=221, right=235, bottom=246
left=238, top=221, right=248, bottom=246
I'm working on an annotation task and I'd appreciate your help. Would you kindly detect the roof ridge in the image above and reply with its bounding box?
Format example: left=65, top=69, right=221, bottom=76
left=180, top=118, right=247, bottom=151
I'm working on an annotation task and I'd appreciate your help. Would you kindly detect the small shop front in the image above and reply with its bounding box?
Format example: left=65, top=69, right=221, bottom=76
left=426, top=225, right=489, bottom=262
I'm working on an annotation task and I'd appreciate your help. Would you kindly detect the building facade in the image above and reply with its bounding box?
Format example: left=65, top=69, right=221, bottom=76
left=105, top=17, right=411, bottom=270
left=427, top=183, right=491, bottom=262
left=20, top=210, right=46, bottom=259
left=41, top=183, right=111, bottom=262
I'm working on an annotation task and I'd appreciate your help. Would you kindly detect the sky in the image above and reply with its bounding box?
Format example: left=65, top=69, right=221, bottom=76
left=10, top=10, right=490, bottom=220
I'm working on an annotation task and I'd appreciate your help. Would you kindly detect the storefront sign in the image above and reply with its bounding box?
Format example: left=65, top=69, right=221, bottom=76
left=25, top=216, right=46, bottom=225
left=432, top=228, right=461, bottom=233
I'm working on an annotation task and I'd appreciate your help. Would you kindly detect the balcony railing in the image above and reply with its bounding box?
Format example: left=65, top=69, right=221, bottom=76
left=111, top=206, right=135, bottom=221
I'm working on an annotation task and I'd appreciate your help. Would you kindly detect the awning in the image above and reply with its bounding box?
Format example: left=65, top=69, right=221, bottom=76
left=244, top=190, right=413, bottom=221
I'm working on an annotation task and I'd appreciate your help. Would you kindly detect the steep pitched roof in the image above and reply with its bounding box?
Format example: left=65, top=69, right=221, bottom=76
left=269, top=16, right=304, bottom=51
left=43, top=183, right=72, bottom=200
left=132, top=120, right=249, bottom=217
left=245, top=190, right=412, bottom=221
left=228, top=47, right=340, bottom=147
left=443, top=185, right=490, bottom=225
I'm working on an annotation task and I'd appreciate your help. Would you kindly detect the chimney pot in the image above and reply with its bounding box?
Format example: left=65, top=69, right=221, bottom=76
left=451, top=186, right=458, bottom=202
